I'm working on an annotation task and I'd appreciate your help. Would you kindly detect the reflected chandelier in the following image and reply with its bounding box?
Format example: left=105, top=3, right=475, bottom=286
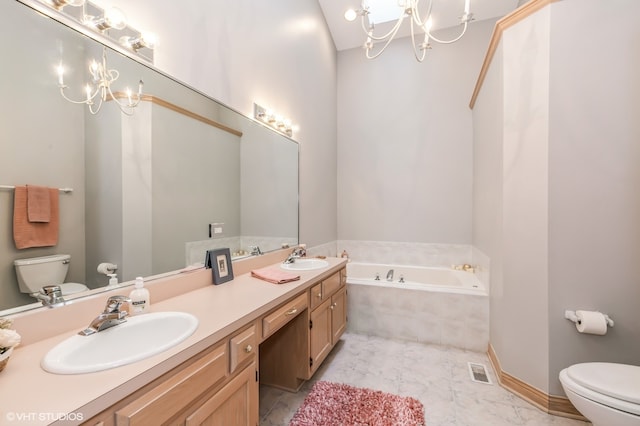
left=56, top=48, right=143, bottom=115
left=344, top=0, right=473, bottom=62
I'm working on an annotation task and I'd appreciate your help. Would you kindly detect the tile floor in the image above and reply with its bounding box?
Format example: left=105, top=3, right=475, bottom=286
left=259, top=332, right=591, bottom=426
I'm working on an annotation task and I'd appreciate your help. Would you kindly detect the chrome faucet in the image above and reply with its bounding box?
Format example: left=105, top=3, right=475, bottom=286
left=283, top=246, right=306, bottom=264
left=386, top=269, right=394, bottom=281
left=250, top=245, right=263, bottom=256
left=34, top=285, right=65, bottom=307
left=78, top=295, right=131, bottom=336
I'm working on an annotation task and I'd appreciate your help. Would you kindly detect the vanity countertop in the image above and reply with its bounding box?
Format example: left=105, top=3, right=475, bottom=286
left=0, top=256, right=347, bottom=425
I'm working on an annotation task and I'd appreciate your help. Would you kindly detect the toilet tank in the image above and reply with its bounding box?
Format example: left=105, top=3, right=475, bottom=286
left=14, top=254, right=70, bottom=294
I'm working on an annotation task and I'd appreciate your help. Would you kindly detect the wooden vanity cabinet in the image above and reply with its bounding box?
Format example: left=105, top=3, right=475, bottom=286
left=84, top=264, right=347, bottom=426
left=86, top=324, right=259, bottom=426
left=308, top=269, right=347, bottom=376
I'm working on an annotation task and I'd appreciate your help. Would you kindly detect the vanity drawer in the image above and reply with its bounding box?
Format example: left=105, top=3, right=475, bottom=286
left=310, top=282, right=323, bottom=310
left=262, top=293, right=308, bottom=339
left=322, top=271, right=342, bottom=297
left=115, top=343, right=228, bottom=425
left=230, top=324, right=257, bottom=373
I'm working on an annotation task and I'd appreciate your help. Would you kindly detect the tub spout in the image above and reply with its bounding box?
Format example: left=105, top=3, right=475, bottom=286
left=386, top=269, right=394, bottom=281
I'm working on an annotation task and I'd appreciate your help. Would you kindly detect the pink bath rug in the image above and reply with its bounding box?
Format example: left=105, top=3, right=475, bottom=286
left=289, top=381, right=425, bottom=426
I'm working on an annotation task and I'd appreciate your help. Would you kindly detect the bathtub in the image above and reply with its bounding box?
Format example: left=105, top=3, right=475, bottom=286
left=346, top=262, right=489, bottom=351
left=346, top=262, right=486, bottom=295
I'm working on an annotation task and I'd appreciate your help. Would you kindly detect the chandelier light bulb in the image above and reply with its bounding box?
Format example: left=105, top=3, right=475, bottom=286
left=344, top=9, right=357, bottom=22
left=56, top=64, right=64, bottom=85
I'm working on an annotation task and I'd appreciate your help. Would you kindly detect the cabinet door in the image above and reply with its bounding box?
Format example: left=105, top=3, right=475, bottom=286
left=331, top=286, right=347, bottom=344
left=185, top=362, right=258, bottom=426
left=309, top=298, right=332, bottom=374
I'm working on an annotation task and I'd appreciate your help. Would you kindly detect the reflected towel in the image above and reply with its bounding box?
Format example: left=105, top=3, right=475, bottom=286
left=13, top=186, right=59, bottom=249
left=27, top=185, right=51, bottom=223
left=251, top=267, right=300, bottom=284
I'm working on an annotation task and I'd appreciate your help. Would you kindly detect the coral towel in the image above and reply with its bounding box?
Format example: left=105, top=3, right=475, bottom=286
left=251, top=267, right=300, bottom=284
left=27, top=185, right=51, bottom=222
left=13, top=186, right=59, bottom=249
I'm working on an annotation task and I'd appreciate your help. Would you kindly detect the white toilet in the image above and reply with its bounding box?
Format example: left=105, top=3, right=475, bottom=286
left=559, top=362, right=640, bottom=426
left=14, top=254, right=89, bottom=298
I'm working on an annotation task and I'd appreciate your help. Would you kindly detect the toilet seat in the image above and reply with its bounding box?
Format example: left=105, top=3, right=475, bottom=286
left=59, top=282, right=89, bottom=296
left=561, top=363, right=640, bottom=416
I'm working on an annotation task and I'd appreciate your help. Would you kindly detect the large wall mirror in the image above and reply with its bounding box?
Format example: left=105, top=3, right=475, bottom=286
left=0, top=0, right=299, bottom=314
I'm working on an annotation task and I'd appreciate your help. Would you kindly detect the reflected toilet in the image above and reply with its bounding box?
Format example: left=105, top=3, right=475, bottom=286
left=14, top=254, right=88, bottom=298
left=559, top=362, right=640, bottom=426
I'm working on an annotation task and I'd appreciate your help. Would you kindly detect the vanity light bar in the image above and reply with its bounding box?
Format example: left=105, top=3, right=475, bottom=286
left=254, top=103, right=294, bottom=138
left=35, top=0, right=156, bottom=63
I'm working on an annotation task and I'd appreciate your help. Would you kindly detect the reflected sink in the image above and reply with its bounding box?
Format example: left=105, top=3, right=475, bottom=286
left=42, top=311, right=198, bottom=374
left=280, top=258, right=329, bottom=271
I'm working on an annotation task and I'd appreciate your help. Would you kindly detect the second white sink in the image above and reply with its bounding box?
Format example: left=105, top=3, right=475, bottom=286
left=280, top=258, right=329, bottom=271
left=42, top=311, right=198, bottom=374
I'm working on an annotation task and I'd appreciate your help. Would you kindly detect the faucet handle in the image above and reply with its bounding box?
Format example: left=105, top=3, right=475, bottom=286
left=41, top=285, right=62, bottom=296
left=104, top=295, right=131, bottom=314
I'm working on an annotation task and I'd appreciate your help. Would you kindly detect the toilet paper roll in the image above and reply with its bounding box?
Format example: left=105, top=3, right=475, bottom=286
left=575, top=310, right=608, bottom=335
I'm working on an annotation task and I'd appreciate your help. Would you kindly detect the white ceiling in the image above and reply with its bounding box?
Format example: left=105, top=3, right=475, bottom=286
left=318, top=0, right=521, bottom=52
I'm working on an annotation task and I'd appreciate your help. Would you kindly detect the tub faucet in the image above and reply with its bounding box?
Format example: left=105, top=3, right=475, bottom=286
left=386, top=269, right=394, bottom=281
left=34, top=285, right=65, bottom=307
left=250, top=245, right=263, bottom=256
left=78, top=295, right=131, bottom=336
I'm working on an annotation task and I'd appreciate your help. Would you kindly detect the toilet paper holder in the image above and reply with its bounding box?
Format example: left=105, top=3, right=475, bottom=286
left=565, top=310, right=614, bottom=327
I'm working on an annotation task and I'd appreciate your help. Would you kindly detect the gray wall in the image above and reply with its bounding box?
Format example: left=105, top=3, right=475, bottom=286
left=103, top=0, right=338, bottom=250
left=473, top=0, right=640, bottom=396
left=0, top=1, right=87, bottom=309
left=151, top=104, right=241, bottom=275
left=336, top=20, right=496, bottom=244
left=547, top=0, right=640, bottom=394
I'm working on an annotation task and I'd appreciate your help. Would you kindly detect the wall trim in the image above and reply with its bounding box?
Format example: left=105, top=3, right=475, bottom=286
left=469, top=0, right=561, bottom=109
left=487, top=344, right=586, bottom=421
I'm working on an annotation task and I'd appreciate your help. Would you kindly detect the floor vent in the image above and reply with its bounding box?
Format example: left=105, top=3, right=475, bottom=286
left=468, top=362, right=492, bottom=384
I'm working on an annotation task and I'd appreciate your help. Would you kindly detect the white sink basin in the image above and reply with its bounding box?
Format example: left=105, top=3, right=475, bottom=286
left=280, top=258, right=329, bottom=271
left=42, top=311, right=198, bottom=374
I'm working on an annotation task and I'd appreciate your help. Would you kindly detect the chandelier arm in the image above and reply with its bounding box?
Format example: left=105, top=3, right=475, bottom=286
left=426, top=21, right=469, bottom=44
left=360, top=12, right=406, bottom=41
left=58, top=85, right=101, bottom=104
left=411, top=0, right=434, bottom=29
left=365, top=21, right=405, bottom=60
left=410, top=19, right=427, bottom=62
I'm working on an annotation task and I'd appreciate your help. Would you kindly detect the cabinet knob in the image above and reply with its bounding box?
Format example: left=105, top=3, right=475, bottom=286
left=285, top=307, right=298, bottom=316
left=244, top=344, right=253, bottom=353
left=317, top=292, right=322, bottom=298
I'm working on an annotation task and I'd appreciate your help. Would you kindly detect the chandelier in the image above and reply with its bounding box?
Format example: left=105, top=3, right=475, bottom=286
left=56, top=48, right=144, bottom=115
left=344, top=0, right=473, bottom=62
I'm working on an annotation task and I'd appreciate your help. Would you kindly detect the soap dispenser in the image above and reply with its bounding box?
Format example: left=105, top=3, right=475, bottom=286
left=129, top=276, right=150, bottom=315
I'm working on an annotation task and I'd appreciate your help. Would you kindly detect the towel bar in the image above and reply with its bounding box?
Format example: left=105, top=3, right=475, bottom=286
left=0, top=185, right=73, bottom=193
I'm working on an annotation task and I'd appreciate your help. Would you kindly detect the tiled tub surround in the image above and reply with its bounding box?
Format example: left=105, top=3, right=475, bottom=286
left=347, top=262, right=489, bottom=352
left=337, top=240, right=474, bottom=267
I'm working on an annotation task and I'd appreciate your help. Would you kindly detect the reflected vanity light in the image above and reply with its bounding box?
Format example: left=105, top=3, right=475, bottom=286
left=254, top=103, right=294, bottom=138
left=56, top=48, right=143, bottom=115
left=37, top=0, right=156, bottom=62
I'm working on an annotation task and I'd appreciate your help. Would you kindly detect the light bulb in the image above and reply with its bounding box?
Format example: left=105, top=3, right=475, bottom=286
left=104, top=7, right=127, bottom=30
left=344, top=9, right=357, bottom=22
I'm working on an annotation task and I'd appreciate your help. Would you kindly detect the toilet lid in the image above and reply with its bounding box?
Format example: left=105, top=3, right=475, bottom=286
left=566, top=362, right=640, bottom=405
left=59, top=283, right=89, bottom=296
